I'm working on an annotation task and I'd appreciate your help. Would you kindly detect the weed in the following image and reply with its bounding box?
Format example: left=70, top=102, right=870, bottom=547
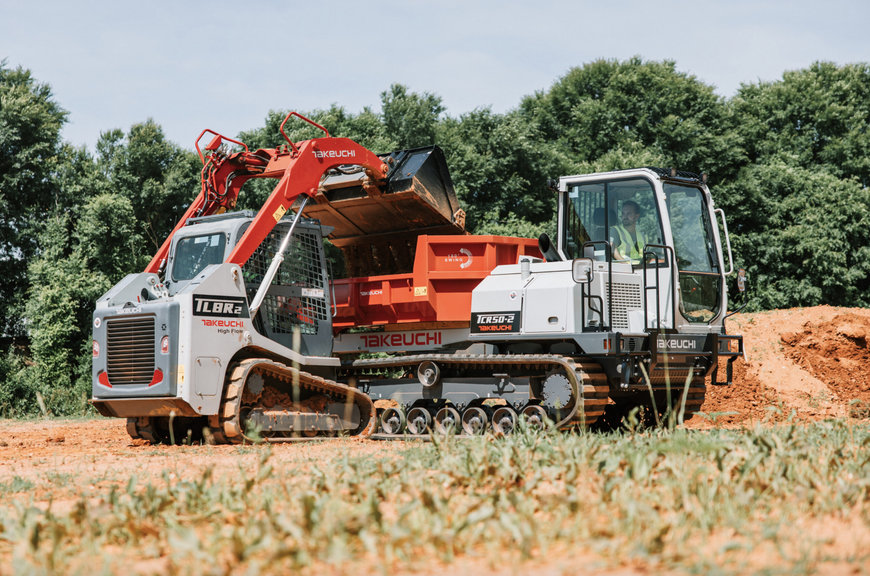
left=0, top=476, right=35, bottom=494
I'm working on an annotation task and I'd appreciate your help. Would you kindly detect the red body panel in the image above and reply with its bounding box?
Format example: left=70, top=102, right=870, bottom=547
left=332, top=235, right=541, bottom=330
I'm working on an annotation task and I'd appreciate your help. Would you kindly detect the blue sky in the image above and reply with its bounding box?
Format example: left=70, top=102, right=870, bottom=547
left=3, top=0, right=869, bottom=151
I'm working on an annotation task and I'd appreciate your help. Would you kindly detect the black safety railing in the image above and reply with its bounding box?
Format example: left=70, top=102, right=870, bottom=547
left=581, top=240, right=613, bottom=331
left=641, top=244, right=677, bottom=333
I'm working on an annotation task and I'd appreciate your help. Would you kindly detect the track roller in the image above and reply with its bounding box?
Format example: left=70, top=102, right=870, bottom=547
left=380, top=407, right=406, bottom=435
left=417, top=361, right=441, bottom=388
left=434, top=406, right=461, bottom=434
left=521, top=404, right=549, bottom=429
left=461, top=406, right=490, bottom=435
left=492, top=406, right=518, bottom=435
left=406, top=406, right=432, bottom=435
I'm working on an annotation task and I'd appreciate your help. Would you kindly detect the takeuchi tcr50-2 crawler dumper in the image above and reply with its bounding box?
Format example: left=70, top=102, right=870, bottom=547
left=91, top=112, right=743, bottom=443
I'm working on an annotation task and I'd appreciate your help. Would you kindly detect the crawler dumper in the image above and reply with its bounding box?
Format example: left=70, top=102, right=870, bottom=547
left=91, top=112, right=743, bottom=442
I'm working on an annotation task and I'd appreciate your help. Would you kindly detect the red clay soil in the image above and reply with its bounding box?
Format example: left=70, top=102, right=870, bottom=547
left=690, top=305, right=870, bottom=428
left=781, top=312, right=870, bottom=416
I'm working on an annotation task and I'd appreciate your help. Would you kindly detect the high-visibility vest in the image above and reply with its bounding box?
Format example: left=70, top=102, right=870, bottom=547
left=613, top=225, right=646, bottom=262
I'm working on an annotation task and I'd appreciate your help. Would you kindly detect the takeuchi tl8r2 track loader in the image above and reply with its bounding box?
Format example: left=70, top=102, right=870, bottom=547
left=91, top=111, right=744, bottom=443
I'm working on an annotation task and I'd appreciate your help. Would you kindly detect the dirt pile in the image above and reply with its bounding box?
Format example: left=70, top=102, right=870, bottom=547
left=692, top=305, right=870, bottom=427
left=781, top=312, right=870, bottom=417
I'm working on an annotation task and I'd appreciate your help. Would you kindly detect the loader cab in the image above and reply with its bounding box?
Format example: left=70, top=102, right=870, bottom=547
left=163, top=211, right=334, bottom=356
left=558, top=168, right=730, bottom=332
left=164, top=212, right=254, bottom=296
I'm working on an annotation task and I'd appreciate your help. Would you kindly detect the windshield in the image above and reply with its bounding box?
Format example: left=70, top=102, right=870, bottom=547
left=563, top=177, right=665, bottom=264
left=665, top=183, right=721, bottom=322
left=171, top=233, right=227, bottom=281
left=665, top=184, right=720, bottom=273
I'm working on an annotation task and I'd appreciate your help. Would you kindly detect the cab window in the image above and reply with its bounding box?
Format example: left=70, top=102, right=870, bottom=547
left=172, top=233, right=227, bottom=281
left=665, top=183, right=721, bottom=322
left=563, top=177, right=664, bottom=264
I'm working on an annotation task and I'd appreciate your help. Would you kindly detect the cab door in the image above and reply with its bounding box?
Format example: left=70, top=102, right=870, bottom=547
left=663, top=183, right=723, bottom=325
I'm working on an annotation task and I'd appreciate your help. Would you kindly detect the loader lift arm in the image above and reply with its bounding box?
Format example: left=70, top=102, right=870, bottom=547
left=145, top=112, right=389, bottom=274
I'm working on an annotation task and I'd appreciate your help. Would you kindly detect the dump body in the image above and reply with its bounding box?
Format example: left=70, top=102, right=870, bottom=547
left=331, top=235, right=541, bottom=329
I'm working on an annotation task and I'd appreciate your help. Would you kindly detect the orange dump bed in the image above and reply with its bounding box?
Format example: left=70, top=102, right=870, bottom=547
left=332, top=235, right=541, bottom=331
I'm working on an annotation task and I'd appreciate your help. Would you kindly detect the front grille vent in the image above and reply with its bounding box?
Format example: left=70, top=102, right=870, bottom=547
left=106, top=315, right=156, bottom=385
left=607, top=282, right=643, bottom=330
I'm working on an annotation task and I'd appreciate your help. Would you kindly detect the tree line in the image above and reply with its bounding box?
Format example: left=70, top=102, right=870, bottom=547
left=1, top=57, right=868, bottom=416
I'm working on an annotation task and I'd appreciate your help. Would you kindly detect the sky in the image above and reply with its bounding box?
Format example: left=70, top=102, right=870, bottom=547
left=3, top=0, right=870, bottom=152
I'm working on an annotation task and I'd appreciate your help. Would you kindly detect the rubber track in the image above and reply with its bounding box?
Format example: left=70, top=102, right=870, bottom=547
left=210, top=358, right=376, bottom=444
left=126, top=417, right=160, bottom=444
left=350, top=353, right=610, bottom=429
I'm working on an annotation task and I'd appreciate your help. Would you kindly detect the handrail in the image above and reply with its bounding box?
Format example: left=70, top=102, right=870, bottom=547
left=194, top=129, right=249, bottom=164
left=581, top=240, right=614, bottom=330
left=714, top=208, right=735, bottom=276
left=641, top=244, right=677, bottom=332
left=279, top=112, right=330, bottom=155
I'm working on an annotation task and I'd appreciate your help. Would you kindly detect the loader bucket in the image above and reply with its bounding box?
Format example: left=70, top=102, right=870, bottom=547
left=304, top=146, right=466, bottom=276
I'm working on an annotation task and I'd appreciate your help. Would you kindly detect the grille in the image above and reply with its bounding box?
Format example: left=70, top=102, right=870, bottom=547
left=622, top=337, right=642, bottom=352
left=106, top=315, right=156, bottom=385
left=244, top=226, right=328, bottom=335
left=647, top=370, right=696, bottom=387
left=607, top=282, right=643, bottom=330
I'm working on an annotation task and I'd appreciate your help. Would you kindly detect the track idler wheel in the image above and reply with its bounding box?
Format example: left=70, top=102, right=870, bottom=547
left=492, top=406, right=518, bottom=435
left=434, top=406, right=461, bottom=434
left=406, top=406, right=432, bottom=435
left=461, top=406, right=490, bottom=435
left=380, top=407, right=406, bottom=435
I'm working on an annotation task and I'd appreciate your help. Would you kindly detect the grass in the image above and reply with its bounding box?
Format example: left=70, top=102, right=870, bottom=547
left=1, top=421, right=868, bottom=575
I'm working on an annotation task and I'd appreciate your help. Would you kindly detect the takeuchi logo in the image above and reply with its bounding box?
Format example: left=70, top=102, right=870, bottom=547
left=656, top=336, right=698, bottom=350
left=313, top=149, right=356, bottom=159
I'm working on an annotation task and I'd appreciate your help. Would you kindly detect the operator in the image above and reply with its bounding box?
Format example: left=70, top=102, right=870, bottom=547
left=612, top=200, right=646, bottom=263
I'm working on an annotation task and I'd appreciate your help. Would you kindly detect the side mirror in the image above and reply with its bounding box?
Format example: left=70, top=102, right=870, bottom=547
left=737, top=268, right=747, bottom=294
left=572, top=258, right=594, bottom=284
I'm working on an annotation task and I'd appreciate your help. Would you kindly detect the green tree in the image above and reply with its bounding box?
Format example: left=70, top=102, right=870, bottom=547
left=0, top=61, right=67, bottom=337
left=95, top=121, right=199, bottom=251
left=19, top=194, right=145, bottom=416
left=381, top=84, right=444, bottom=149
left=718, top=62, right=870, bottom=309
left=731, top=61, right=870, bottom=186
left=4, top=113, right=188, bottom=416
left=719, top=162, right=870, bottom=309
left=519, top=57, right=743, bottom=178
left=437, top=108, right=562, bottom=231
